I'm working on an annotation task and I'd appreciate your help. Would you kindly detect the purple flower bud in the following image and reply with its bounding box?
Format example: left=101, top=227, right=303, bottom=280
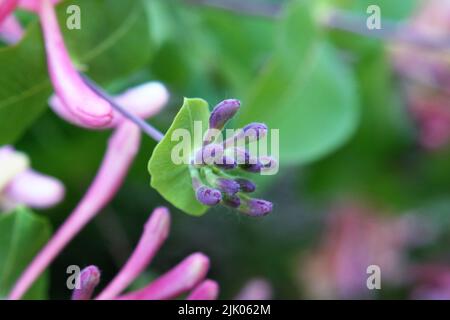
left=194, top=144, right=223, bottom=165
left=209, top=99, right=241, bottom=130
left=196, top=186, right=222, bottom=206
left=216, top=178, right=240, bottom=195
left=243, top=199, right=273, bottom=217
left=215, top=155, right=237, bottom=170
left=234, top=178, right=256, bottom=193
left=243, top=122, right=268, bottom=140
left=240, top=162, right=262, bottom=173
left=223, top=194, right=241, bottom=208
left=71, top=265, right=101, bottom=300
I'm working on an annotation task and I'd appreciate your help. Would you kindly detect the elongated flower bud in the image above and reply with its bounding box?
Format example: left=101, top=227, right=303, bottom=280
left=215, top=155, right=236, bottom=170
left=244, top=122, right=267, bottom=138
left=187, top=279, right=219, bottom=300
left=118, top=253, right=210, bottom=300
left=234, top=178, right=256, bottom=193
left=216, top=178, right=240, bottom=196
left=39, top=0, right=112, bottom=128
left=240, top=162, right=262, bottom=173
left=96, top=207, right=170, bottom=300
left=71, top=265, right=101, bottom=300
left=223, top=194, right=241, bottom=208
left=242, top=199, right=273, bottom=217
left=209, top=99, right=240, bottom=130
left=196, top=186, right=222, bottom=206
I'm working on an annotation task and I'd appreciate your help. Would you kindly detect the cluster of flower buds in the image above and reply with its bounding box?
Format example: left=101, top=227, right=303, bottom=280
left=189, top=99, right=275, bottom=217
left=0, top=145, right=64, bottom=211
left=69, top=207, right=219, bottom=300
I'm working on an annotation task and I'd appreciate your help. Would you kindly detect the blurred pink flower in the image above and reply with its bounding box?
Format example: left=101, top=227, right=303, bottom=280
left=410, top=265, right=450, bottom=300
left=0, top=13, right=23, bottom=44
left=71, top=207, right=218, bottom=300
left=234, top=278, right=272, bottom=300
left=0, top=145, right=64, bottom=211
left=391, top=0, right=450, bottom=150
left=299, top=203, right=429, bottom=299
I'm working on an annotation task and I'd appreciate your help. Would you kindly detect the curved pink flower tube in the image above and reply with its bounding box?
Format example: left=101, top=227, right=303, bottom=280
left=0, top=13, right=23, bottom=44
left=187, top=280, right=220, bottom=300
left=38, top=0, right=113, bottom=128
left=9, top=121, right=141, bottom=299
left=0, top=0, right=18, bottom=26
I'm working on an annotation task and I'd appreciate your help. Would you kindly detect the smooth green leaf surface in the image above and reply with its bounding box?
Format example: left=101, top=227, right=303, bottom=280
left=148, top=98, right=210, bottom=216
left=236, top=0, right=359, bottom=165
left=0, top=207, right=51, bottom=299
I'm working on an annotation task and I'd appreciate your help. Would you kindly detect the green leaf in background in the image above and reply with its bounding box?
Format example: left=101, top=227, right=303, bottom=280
left=0, top=207, right=51, bottom=299
left=0, top=25, right=51, bottom=145
left=148, top=98, right=210, bottom=216
left=236, top=0, right=359, bottom=165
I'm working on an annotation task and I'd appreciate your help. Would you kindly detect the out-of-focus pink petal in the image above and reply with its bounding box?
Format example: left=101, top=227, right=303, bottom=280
left=0, top=0, right=18, bottom=25
left=96, top=207, right=171, bottom=300
left=71, top=265, right=101, bottom=300
left=18, top=0, right=60, bottom=12
left=0, top=13, right=23, bottom=44
left=111, top=82, right=169, bottom=126
left=187, top=279, right=219, bottom=300
left=3, top=169, right=65, bottom=209
left=49, top=82, right=169, bottom=129
left=234, top=279, right=273, bottom=300
left=9, top=122, right=141, bottom=300
left=118, top=253, right=210, bottom=300
left=0, top=145, right=29, bottom=192
left=38, top=0, right=112, bottom=128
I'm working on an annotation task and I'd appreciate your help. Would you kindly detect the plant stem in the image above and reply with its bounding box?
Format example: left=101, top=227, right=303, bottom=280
left=80, top=73, right=165, bottom=142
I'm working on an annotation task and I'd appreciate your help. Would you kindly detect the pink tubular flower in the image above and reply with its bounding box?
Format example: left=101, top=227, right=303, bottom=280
left=0, top=145, right=64, bottom=211
left=0, top=0, right=18, bottom=25
left=9, top=80, right=169, bottom=300
left=71, top=265, right=101, bottom=300
left=410, top=265, right=450, bottom=300
left=70, top=208, right=217, bottom=300
left=38, top=0, right=112, bottom=128
left=234, top=278, right=273, bottom=300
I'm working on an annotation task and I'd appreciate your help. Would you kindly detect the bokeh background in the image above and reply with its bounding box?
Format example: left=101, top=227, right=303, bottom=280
left=2, top=0, right=450, bottom=299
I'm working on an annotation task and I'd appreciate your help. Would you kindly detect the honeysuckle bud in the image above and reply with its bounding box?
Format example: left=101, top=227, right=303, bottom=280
left=71, top=265, right=101, bottom=300
left=194, top=143, right=223, bottom=166
left=49, top=82, right=169, bottom=130
left=240, top=161, right=263, bottom=173
left=187, top=279, right=219, bottom=300
left=118, top=253, right=210, bottom=300
left=0, top=13, right=23, bottom=44
left=196, top=186, right=222, bottom=206
left=39, top=0, right=113, bottom=128
left=209, top=99, right=240, bottom=130
left=222, top=194, right=241, bottom=208
left=216, top=178, right=240, bottom=196
left=243, top=122, right=268, bottom=140
left=0, top=146, right=64, bottom=211
left=3, top=169, right=65, bottom=210
left=96, top=207, right=170, bottom=300
left=242, top=199, right=273, bottom=217
left=215, top=155, right=237, bottom=170
left=234, top=178, right=256, bottom=193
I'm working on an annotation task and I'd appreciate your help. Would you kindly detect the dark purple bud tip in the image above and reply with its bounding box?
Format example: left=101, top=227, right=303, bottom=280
left=216, top=178, right=240, bottom=195
left=223, top=194, right=241, bottom=208
left=240, top=162, right=262, bottom=173
left=215, top=155, right=237, bottom=170
left=234, top=178, right=256, bottom=193
left=244, top=199, right=273, bottom=217
left=243, top=122, right=268, bottom=140
left=209, top=99, right=241, bottom=130
left=196, top=186, right=222, bottom=206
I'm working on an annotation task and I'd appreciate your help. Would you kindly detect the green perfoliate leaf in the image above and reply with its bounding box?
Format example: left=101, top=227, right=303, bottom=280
left=236, top=0, right=359, bottom=165
left=0, top=207, right=51, bottom=299
left=148, top=98, right=210, bottom=216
